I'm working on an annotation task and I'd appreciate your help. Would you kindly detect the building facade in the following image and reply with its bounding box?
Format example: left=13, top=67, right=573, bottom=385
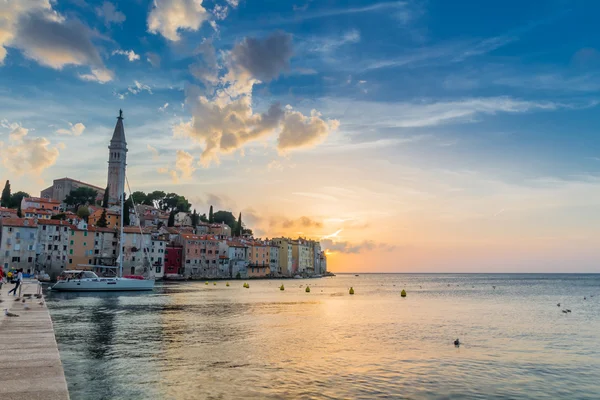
left=0, top=218, right=38, bottom=272
left=36, top=219, right=72, bottom=279
left=40, top=178, right=105, bottom=204
left=273, top=237, right=293, bottom=277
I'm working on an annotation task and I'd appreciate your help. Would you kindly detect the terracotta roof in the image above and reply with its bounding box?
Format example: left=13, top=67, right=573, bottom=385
left=23, top=208, right=53, bottom=215
left=226, top=241, right=247, bottom=247
left=0, top=207, right=17, bottom=214
left=0, top=218, right=38, bottom=227
left=87, top=226, right=117, bottom=233
left=23, top=197, right=61, bottom=204
left=37, top=219, right=75, bottom=228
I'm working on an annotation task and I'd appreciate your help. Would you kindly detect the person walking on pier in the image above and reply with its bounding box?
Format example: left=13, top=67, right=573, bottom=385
left=8, top=268, right=23, bottom=296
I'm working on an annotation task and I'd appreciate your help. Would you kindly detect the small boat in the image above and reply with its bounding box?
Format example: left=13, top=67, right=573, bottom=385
left=293, top=275, right=302, bottom=279
left=355, top=274, right=359, bottom=277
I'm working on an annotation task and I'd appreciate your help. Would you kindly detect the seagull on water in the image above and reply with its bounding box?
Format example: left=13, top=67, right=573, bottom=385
left=557, top=303, right=560, bottom=307
left=4, top=309, right=19, bottom=317
left=566, top=309, right=571, bottom=313
left=23, top=304, right=30, bottom=310
left=562, top=310, right=568, bottom=314
left=454, top=339, right=460, bottom=346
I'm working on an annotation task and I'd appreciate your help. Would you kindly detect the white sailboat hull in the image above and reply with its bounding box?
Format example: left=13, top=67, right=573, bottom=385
left=51, top=277, right=155, bottom=292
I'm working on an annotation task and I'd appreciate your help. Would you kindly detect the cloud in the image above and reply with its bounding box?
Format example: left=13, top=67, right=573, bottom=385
left=147, top=0, right=210, bottom=41
left=147, top=144, right=160, bottom=159
left=95, top=2, right=126, bottom=26
left=274, top=216, right=323, bottom=229
left=159, top=103, right=169, bottom=112
left=292, top=192, right=338, bottom=201
left=175, top=31, right=338, bottom=166
left=112, top=49, right=140, bottom=62
left=0, top=2, right=112, bottom=81
left=0, top=122, right=60, bottom=175
left=321, top=239, right=395, bottom=254
left=128, top=80, right=153, bottom=95
left=146, top=52, right=161, bottom=67
left=278, top=109, right=340, bottom=151
left=230, top=31, right=294, bottom=82
left=278, top=1, right=408, bottom=23
left=324, top=97, right=587, bottom=130
left=56, top=122, right=85, bottom=136
left=309, top=29, right=360, bottom=53
left=158, top=150, right=196, bottom=182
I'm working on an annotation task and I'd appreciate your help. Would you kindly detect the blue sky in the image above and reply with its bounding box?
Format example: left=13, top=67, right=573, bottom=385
left=0, top=0, right=599, bottom=271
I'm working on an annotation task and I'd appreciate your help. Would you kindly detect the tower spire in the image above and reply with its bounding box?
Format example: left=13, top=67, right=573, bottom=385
left=107, top=109, right=128, bottom=206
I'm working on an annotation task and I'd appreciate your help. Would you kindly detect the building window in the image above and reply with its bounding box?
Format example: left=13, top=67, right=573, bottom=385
left=84, top=231, right=88, bottom=237
left=70, top=240, right=73, bottom=245
left=71, top=230, right=74, bottom=236
left=156, top=266, right=162, bottom=273
left=11, top=257, right=20, bottom=262
left=83, top=242, right=86, bottom=246
left=43, top=225, right=47, bottom=231
left=63, top=245, right=67, bottom=251
left=69, top=259, right=72, bottom=264
left=30, top=257, right=34, bottom=263
left=69, top=249, right=73, bottom=255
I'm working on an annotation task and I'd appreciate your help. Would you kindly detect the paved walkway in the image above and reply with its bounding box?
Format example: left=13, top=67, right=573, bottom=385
left=0, top=279, right=70, bottom=400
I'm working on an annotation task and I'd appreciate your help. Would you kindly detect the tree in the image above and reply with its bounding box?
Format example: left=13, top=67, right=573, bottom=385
left=17, top=204, right=22, bottom=218
left=199, top=213, right=208, bottom=223
left=213, top=210, right=236, bottom=230
left=123, top=194, right=131, bottom=226
left=1, top=180, right=10, bottom=207
left=77, top=206, right=90, bottom=222
left=147, top=190, right=166, bottom=208
left=97, top=209, right=108, bottom=227
left=10, top=191, right=30, bottom=209
left=242, top=228, right=253, bottom=237
left=130, top=191, right=147, bottom=205
left=161, top=193, right=191, bottom=213
left=234, top=212, right=243, bottom=237
left=191, top=209, right=198, bottom=227
left=51, top=213, right=67, bottom=220
left=64, top=187, right=98, bottom=210
left=102, top=186, right=109, bottom=208
left=167, top=210, right=175, bottom=227
left=209, top=205, right=214, bottom=223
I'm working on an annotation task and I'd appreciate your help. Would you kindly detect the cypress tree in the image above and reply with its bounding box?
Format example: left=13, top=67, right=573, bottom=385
left=209, top=205, right=214, bottom=223
left=97, top=209, right=108, bottom=227
left=122, top=193, right=130, bottom=226
left=102, top=186, right=109, bottom=208
left=192, top=209, right=198, bottom=227
left=235, top=212, right=242, bottom=236
left=17, top=203, right=22, bottom=218
left=1, top=180, right=11, bottom=208
left=168, top=210, right=175, bottom=227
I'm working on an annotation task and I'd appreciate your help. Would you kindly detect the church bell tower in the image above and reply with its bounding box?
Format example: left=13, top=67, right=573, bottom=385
left=107, top=109, right=128, bottom=206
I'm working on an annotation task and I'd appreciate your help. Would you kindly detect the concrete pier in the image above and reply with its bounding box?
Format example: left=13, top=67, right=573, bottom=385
left=0, top=280, right=70, bottom=400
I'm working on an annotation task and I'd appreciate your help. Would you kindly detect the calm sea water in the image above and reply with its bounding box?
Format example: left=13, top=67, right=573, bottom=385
left=46, top=274, right=600, bottom=400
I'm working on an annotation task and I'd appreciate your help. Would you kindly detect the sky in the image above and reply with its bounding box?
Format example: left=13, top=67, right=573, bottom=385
left=0, top=0, right=599, bottom=273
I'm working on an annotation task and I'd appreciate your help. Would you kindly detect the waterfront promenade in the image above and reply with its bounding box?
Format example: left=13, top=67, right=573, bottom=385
left=0, top=280, right=70, bottom=400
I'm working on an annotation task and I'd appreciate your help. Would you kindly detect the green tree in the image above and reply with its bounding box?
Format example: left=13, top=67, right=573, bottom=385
left=77, top=206, right=90, bottom=222
left=147, top=190, right=166, bottom=208
left=51, top=213, right=67, bottom=220
left=123, top=194, right=131, bottom=226
left=10, top=191, right=30, bottom=209
left=64, top=187, right=98, bottom=210
left=213, top=210, right=236, bottom=230
left=102, top=186, right=109, bottom=208
left=17, top=204, right=22, bottom=218
left=234, top=212, right=242, bottom=237
left=161, top=193, right=191, bottom=213
left=199, top=213, right=208, bottom=223
left=242, top=228, right=253, bottom=236
left=1, top=180, right=11, bottom=208
left=97, top=209, right=108, bottom=227
left=209, top=205, right=214, bottom=223
left=130, top=191, right=147, bottom=205
left=191, top=209, right=198, bottom=227
left=167, top=210, right=175, bottom=227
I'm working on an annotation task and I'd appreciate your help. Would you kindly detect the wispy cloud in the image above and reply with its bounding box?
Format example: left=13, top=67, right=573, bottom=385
left=322, top=239, right=395, bottom=254
left=292, top=192, right=338, bottom=201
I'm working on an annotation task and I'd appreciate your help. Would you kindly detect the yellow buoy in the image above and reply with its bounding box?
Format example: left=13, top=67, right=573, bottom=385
left=401, top=289, right=407, bottom=297
left=305, top=286, right=310, bottom=293
left=280, top=284, right=285, bottom=291
left=205, top=281, right=209, bottom=285
left=349, top=287, right=354, bottom=295
left=244, top=282, right=249, bottom=288
left=226, top=282, right=230, bottom=287
left=214, top=282, right=216, bottom=286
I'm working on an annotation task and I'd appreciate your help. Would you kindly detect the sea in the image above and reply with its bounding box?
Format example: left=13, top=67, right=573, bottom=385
left=45, top=274, right=600, bottom=400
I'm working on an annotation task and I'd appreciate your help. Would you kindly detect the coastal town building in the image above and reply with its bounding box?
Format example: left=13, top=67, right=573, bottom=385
left=68, top=222, right=95, bottom=270
left=269, top=242, right=280, bottom=276
left=273, top=237, right=294, bottom=277
left=21, top=197, right=61, bottom=213
left=88, top=208, right=121, bottom=228
left=164, top=244, right=183, bottom=276
left=0, top=207, right=18, bottom=218
left=40, top=177, right=105, bottom=204
left=0, top=218, right=38, bottom=272
left=291, top=239, right=312, bottom=275
left=36, top=219, right=73, bottom=279
left=23, top=208, right=53, bottom=220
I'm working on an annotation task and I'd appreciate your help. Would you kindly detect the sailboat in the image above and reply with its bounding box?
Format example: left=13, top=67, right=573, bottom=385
left=52, top=110, right=154, bottom=292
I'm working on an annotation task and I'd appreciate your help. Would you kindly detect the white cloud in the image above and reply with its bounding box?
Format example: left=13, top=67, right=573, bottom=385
left=175, top=31, right=339, bottom=166
left=0, top=0, right=112, bottom=82
left=147, top=0, right=210, bottom=42
left=56, top=122, right=85, bottom=136
left=146, top=52, right=161, bottom=67
left=147, top=144, right=160, bottom=160
left=158, top=150, right=196, bottom=182
left=95, top=2, right=126, bottom=26
left=112, top=49, right=140, bottom=62
left=128, top=80, right=153, bottom=95
left=159, top=102, right=169, bottom=112
left=0, top=122, right=60, bottom=175
left=310, top=29, right=360, bottom=53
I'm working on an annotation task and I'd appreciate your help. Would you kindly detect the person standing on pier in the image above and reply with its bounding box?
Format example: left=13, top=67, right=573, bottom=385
left=8, top=268, right=23, bottom=296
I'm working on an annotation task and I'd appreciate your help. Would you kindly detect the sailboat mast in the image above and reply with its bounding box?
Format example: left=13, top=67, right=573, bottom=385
left=119, top=190, right=124, bottom=278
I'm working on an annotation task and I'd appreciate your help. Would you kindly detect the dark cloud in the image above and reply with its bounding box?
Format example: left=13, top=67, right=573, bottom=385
left=231, top=31, right=293, bottom=81
left=273, top=216, right=323, bottom=229
left=321, top=239, right=395, bottom=254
